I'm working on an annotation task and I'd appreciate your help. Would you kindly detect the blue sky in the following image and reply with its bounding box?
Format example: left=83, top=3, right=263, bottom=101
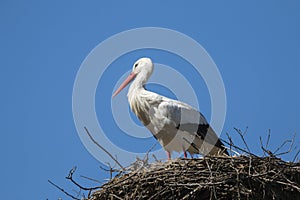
left=1, top=1, right=300, bottom=199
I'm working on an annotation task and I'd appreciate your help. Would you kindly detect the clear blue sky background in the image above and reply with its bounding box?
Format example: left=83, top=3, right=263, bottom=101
left=1, top=1, right=300, bottom=199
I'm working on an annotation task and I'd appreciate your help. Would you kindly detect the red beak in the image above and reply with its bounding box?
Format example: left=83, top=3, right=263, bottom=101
left=112, top=72, right=136, bottom=97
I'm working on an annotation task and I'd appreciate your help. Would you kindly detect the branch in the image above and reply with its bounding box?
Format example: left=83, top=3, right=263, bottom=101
left=225, top=132, right=234, bottom=156
left=266, top=129, right=271, bottom=149
left=66, top=166, right=101, bottom=191
left=80, top=175, right=102, bottom=184
left=259, top=136, right=275, bottom=157
left=84, top=126, right=126, bottom=171
left=274, top=133, right=296, bottom=156
left=99, top=163, right=121, bottom=179
left=293, top=149, right=300, bottom=163
left=143, top=141, right=158, bottom=161
left=221, top=139, right=258, bottom=157
left=48, top=180, right=80, bottom=200
left=152, top=154, right=159, bottom=162
left=234, top=127, right=251, bottom=154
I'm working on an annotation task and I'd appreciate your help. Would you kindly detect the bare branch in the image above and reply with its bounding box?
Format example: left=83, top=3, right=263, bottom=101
left=221, top=139, right=258, bottom=157
left=152, top=154, right=159, bottom=162
left=259, top=136, right=266, bottom=156
left=99, top=163, right=120, bottom=179
left=80, top=175, right=102, bottom=184
left=143, top=141, right=158, bottom=161
left=274, top=139, right=292, bottom=154
left=225, top=132, right=233, bottom=156
left=266, top=129, right=271, bottom=149
left=84, top=126, right=126, bottom=171
left=293, top=149, right=300, bottom=163
left=274, top=133, right=296, bottom=156
left=66, top=167, right=101, bottom=191
left=259, top=136, right=275, bottom=157
left=71, top=188, right=83, bottom=199
left=234, top=127, right=251, bottom=154
left=48, top=180, right=80, bottom=200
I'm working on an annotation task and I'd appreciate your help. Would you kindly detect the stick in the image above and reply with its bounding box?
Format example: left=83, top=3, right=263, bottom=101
left=234, top=127, right=251, bottom=154
left=84, top=127, right=126, bottom=171
left=66, top=167, right=101, bottom=191
left=48, top=180, right=80, bottom=200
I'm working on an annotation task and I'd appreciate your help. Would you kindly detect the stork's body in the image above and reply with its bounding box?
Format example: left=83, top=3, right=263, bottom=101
left=113, top=58, right=228, bottom=159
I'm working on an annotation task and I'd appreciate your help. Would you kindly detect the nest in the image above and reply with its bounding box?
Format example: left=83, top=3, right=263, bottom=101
left=90, top=156, right=300, bottom=200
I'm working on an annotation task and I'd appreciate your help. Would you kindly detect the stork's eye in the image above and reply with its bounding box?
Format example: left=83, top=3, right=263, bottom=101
left=134, top=63, right=138, bottom=68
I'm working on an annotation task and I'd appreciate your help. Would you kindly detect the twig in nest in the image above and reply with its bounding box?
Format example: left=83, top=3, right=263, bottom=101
left=225, top=132, right=241, bottom=156
left=234, top=127, right=251, bottom=154
left=260, top=136, right=275, bottom=157
left=66, top=166, right=101, bottom=191
left=221, top=139, right=257, bottom=157
left=65, top=166, right=101, bottom=199
left=143, top=141, right=159, bottom=161
left=72, top=188, right=84, bottom=199
left=80, top=175, right=102, bottom=184
left=109, top=194, right=123, bottom=200
left=274, top=133, right=296, bottom=156
left=293, top=149, right=300, bottom=163
left=266, top=129, right=271, bottom=149
left=48, top=180, right=80, bottom=200
left=152, top=154, right=159, bottom=162
left=204, top=159, right=217, bottom=199
left=99, top=163, right=120, bottom=180
left=84, top=126, right=126, bottom=171
left=226, top=132, right=233, bottom=156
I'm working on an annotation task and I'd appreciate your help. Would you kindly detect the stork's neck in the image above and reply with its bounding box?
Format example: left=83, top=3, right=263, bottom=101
left=127, top=71, right=152, bottom=126
left=128, top=70, right=149, bottom=98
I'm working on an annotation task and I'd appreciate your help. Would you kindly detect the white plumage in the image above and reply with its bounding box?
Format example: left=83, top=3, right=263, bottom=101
left=113, top=58, right=228, bottom=159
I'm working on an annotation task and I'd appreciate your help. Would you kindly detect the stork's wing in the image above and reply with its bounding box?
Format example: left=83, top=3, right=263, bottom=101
left=148, top=97, right=228, bottom=155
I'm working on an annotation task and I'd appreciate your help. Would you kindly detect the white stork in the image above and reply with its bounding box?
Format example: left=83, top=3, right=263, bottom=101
left=113, top=58, right=228, bottom=159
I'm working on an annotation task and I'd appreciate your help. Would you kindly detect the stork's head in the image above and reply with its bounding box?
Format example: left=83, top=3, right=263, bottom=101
left=112, top=57, right=153, bottom=97
left=131, top=57, right=153, bottom=75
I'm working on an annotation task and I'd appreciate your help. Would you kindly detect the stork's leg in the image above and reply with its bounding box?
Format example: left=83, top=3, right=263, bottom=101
left=166, top=151, right=171, bottom=160
left=183, top=151, right=187, bottom=158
